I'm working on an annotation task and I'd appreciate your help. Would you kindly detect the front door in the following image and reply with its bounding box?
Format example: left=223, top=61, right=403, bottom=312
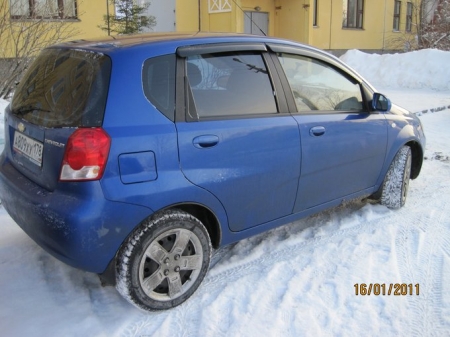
left=294, top=113, right=388, bottom=211
left=275, top=52, right=388, bottom=211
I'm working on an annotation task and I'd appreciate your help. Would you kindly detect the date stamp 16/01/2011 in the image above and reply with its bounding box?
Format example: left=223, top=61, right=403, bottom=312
left=354, top=283, right=420, bottom=296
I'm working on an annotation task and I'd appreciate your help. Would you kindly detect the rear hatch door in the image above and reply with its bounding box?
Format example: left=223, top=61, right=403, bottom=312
left=4, top=48, right=111, bottom=191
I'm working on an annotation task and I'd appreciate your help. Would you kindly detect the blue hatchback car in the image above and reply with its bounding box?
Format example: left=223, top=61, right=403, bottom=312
left=0, top=33, right=425, bottom=311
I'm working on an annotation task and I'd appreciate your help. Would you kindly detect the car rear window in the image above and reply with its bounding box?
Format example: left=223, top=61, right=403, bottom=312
left=11, top=48, right=111, bottom=127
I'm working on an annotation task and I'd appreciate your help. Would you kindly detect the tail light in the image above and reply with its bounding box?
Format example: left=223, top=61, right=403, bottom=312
left=60, top=128, right=111, bottom=181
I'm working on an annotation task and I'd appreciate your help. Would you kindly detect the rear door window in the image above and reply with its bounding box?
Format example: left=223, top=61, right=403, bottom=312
left=11, top=48, right=111, bottom=127
left=186, top=52, right=277, bottom=119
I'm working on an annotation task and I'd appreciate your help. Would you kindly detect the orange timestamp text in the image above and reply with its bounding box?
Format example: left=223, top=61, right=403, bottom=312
left=354, top=283, right=420, bottom=296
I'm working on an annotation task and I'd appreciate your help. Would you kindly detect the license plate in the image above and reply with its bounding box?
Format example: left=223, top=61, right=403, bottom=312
left=13, top=131, right=43, bottom=167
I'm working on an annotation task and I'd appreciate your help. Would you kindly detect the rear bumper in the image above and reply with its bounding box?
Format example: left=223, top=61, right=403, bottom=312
left=0, top=154, right=152, bottom=273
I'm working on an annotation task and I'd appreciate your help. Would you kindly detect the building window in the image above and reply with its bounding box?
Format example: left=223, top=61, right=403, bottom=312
left=406, top=2, right=413, bottom=32
left=10, top=0, right=77, bottom=19
left=313, top=0, right=318, bottom=26
left=393, top=1, right=401, bottom=31
left=208, top=0, right=231, bottom=13
left=342, top=0, right=364, bottom=29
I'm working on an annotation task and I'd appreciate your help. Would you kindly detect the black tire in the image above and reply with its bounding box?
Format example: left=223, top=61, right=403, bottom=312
left=116, top=209, right=211, bottom=311
left=380, top=146, right=412, bottom=209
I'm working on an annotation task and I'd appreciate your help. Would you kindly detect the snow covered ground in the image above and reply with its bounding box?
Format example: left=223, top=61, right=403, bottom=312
left=0, top=49, right=450, bottom=337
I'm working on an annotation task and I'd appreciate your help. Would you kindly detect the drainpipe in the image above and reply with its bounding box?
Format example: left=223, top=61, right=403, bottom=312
left=382, top=0, right=387, bottom=52
left=329, top=0, right=333, bottom=50
left=106, top=0, right=110, bottom=36
left=198, top=0, right=201, bottom=31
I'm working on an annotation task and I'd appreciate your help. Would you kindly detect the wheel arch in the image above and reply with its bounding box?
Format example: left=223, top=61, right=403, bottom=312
left=370, top=139, right=423, bottom=202
left=169, top=203, right=222, bottom=250
left=99, top=202, right=222, bottom=286
left=406, top=140, right=423, bottom=180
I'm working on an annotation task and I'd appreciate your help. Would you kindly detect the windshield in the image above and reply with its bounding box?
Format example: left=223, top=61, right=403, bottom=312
left=11, top=48, right=111, bottom=128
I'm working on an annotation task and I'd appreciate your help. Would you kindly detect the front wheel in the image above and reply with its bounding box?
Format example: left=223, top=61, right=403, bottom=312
left=380, top=146, right=412, bottom=209
left=116, top=209, right=211, bottom=311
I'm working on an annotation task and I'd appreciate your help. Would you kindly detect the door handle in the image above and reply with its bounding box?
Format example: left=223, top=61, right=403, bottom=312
left=193, top=135, right=219, bottom=148
left=310, top=126, right=326, bottom=137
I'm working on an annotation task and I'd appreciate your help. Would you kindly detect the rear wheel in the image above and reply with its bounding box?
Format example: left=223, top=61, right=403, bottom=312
left=380, top=146, right=412, bottom=209
left=116, top=209, right=211, bottom=311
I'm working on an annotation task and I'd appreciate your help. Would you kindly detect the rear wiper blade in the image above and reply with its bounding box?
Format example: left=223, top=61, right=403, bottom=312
left=14, top=105, right=51, bottom=116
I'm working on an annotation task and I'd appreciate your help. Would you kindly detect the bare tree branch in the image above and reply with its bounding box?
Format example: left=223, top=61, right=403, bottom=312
left=0, top=0, right=80, bottom=99
left=388, top=0, right=450, bottom=51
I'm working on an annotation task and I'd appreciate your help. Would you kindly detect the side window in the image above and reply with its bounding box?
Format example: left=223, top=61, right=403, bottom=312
left=143, top=54, right=176, bottom=121
left=186, top=52, right=277, bottom=119
left=277, top=53, right=364, bottom=112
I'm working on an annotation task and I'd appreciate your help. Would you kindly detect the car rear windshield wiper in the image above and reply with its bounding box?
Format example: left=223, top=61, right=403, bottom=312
left=13, top=105, right=52, bottom=116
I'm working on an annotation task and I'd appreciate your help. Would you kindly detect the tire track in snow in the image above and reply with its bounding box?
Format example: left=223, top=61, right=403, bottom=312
left=200, top=207, right=416, bottom=293
left=395, top=195, right=450, bottom=337
left=203, top=171, right=450, bottom=290
left=165, top=177, right=450, bottom=336
left=119, top=205, right=358, bottom=335
left=121, top=163, right=450, bottom=336
left=121, top=202, right=419, bottom=336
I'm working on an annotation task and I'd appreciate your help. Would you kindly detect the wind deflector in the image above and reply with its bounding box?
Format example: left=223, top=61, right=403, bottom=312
left=266, top=43, right=365, bottom=85
left=177, top=43, right=267, bottom=57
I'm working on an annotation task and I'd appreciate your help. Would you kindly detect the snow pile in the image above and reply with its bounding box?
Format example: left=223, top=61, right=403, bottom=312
left=341, top=49, right=450, bottom=91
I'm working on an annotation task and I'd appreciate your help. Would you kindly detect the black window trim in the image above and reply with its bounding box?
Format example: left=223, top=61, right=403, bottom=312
left=175, top=56, right=187, bottom=122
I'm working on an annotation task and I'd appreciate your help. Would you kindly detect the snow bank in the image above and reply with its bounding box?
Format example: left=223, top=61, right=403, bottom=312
left=340, top=49, right=450, bottom=91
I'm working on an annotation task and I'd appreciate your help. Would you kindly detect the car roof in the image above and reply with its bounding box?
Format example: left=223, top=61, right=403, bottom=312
left=51, top=32, right=312, bottom=54
left=48, top=32, right=367, bottom=86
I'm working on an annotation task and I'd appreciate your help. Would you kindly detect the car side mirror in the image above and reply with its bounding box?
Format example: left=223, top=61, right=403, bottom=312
left=372, top=93, right=392, bottom=112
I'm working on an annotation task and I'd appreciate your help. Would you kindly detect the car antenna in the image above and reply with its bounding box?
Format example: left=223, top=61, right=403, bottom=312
left=230, top=0, right=267, bottom=36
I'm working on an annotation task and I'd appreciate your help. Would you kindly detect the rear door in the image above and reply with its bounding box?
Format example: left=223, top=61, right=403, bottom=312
left=274, top=51, right=388, bottom=211
left=176, top=45, right=301, bottom=232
